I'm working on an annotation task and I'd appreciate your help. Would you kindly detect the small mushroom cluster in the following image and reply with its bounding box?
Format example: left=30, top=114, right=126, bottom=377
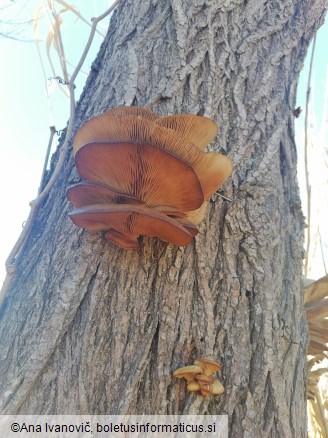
left=173, top=358, right=224, bottom=397
left=67, top=106, right=233, bottom=249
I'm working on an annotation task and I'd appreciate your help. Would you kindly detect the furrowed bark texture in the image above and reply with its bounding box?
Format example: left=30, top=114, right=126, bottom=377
left=0, top=0, right=326, bottom=436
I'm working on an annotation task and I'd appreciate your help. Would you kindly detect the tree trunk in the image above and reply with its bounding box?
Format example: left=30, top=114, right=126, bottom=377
left=0, top=0, right=326, bottom=436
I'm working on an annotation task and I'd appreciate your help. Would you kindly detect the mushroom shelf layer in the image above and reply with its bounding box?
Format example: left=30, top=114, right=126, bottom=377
left=67, top=106, right=233, bottom=249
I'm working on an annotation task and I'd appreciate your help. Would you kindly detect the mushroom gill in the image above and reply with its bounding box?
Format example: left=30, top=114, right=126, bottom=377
left=67, top=106, right=233, bottom=249
left=75, top=141, right=204, bottom=211
left=155, top=114, right=218, bottom=150
left=104, top=229, right=139, bottom=249
left=73, top=113, right=156, bottom=154
left=73, top=113, right=232, bottom=200
left=147, top=123, right=233, bottom=199
left=67, top=181, right=144, bottom=208
left=73, top=107, right=158, bottom=152
left=69, top=204, right=197, bottom=246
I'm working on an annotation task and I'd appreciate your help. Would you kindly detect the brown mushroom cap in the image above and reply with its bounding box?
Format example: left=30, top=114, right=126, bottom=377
left=174, top=218, right=199, bottom=237
left=73, top=114, right=157, bottom=154
left=106, top=207, right=199, bottom=245
left=104, top=229, right=139, bottom=249
left=195, top=151, right=233, bottom=199
left=148, top=123, right=233, bottom=199
left=149, top=205, right=187, bottom=218
left=74, top=108, right=158, bottom=151
left=147, top=208, right=199, bottom=237
left=194, top=358, right=221, bottom=376
left=75, top=142, right=204, bottom=211
left=155, top=115, right=218, bottom=150
left=73, top=114, right=233, bottom=200
left=67, top=181, right=144, bottom=208
left=69, top=204, right=198, bottom=247
left=173, top=365, right=204, bottom=382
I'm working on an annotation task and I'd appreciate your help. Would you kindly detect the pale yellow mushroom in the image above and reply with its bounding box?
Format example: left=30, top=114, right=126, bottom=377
left=211, top=379, right=225, bottom=395
left=196, top=376, right=224, bottom=397
left=173, top=365, right=203, bottom=382
left=194, top=358, right=221, bottom=376
left=187, top=381, right=201, bottom=392
left=196, top=375, right=214, bottom=397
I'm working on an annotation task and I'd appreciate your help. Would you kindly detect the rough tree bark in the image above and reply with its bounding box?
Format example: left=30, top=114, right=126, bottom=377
left=0, top=0, right=326, bottom=436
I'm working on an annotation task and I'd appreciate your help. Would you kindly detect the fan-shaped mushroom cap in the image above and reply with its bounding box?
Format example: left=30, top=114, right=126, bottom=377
left=141, top=123, right=232, bottom=199
left=69, top=204, right=198, bottom=247
left=143, top=207, right=198, bottom=236
left=194, top=151, right=232, bottom=199
left=75, top=142, right=204, bottom=211
left=211, top=379, right=225, bottom=395
left=174, top=218, right=199, bottom=237
left=155, top=115, right=218, bottom=150
left=173, top=365, right=204, bottom=382
left=73, top=115, right=233, bottom=200
left=73, top=114, right=158, bottom=154
left=151, top=206, right=187, bottom=218
left=194, top=358, right=221, bottom=376
left=104, top=229, right=139, bottom=249
left=67, top=181, right=144, bottom=208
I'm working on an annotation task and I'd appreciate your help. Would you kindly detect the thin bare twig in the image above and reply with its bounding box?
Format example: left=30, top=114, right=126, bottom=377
left=216, top=192, right=232, bottom=202
left=304, top=32, right=317, bottom=277
left=54, top=0, right=106, bottom=38
left=51, top=5, right=70, bottom=85
left=38, top=126, right=56, bottom=194
left=0, top=0, right=124, bottom=309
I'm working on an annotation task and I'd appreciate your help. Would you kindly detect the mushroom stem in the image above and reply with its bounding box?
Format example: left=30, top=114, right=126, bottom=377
left=173, top=358, right=224, bottom=398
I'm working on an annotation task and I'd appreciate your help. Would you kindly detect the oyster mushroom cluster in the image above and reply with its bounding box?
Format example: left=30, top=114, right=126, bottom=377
left=173, top=358, right=224, bottom=397
left=67, top=106, right=233, bottom=249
